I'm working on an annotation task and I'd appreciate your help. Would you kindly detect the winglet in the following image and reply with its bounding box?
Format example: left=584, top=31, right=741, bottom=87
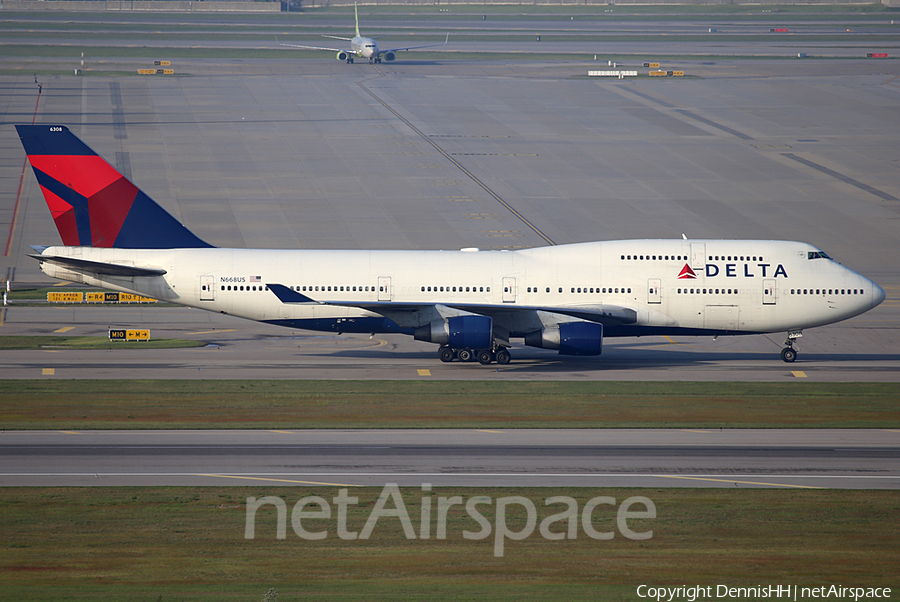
left=267, top=283, right=319, bottom=304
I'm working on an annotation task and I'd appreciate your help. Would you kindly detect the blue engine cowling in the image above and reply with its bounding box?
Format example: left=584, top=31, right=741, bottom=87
left=448, top=315, right=492, bottom=349
left=414, top=315, right=493, bottom=349
left=559, top=322, right=603, bottom=356
left=524, top=322, right=603, bottom=356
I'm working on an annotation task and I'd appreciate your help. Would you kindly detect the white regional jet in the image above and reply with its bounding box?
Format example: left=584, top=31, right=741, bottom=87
left=17, top=125, right=885, bottom=365
left=281, top=3, right=448, bottom=64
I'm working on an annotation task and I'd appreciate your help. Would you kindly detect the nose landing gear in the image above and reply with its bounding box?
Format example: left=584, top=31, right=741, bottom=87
left=781, top=330, right=802, bottom=363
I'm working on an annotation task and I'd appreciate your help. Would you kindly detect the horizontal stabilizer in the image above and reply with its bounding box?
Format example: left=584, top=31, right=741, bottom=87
left=267, top=283, right=319, bottom=304
left=29, top=254, right=167, bottom=277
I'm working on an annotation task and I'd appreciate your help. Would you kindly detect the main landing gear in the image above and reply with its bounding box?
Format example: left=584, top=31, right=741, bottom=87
left=781, top=330, right=802, bottom=363
left=438, top=345, right=511, bottom=365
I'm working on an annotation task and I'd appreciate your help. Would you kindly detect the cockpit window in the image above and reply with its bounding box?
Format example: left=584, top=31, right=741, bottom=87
left=808, top=251, right=831, bottom=260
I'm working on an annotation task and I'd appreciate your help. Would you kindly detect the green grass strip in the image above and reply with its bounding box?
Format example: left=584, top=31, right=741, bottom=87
left=1, top=380, right=897, bottom=429
left=0, top=487, right=896, bottom=601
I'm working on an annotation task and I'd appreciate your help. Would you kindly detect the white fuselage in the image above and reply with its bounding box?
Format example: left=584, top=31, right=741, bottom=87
left=36, top=239, right=884, bottom=341
left=351, top=36, right=378, bottom=59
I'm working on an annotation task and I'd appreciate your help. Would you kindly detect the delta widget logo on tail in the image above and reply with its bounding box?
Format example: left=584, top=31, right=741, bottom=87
left=16, top=125, right=210, bottom=249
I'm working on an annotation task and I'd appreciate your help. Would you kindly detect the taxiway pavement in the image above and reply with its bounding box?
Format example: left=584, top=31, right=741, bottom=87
left=2, top=429, right=897, bottom=489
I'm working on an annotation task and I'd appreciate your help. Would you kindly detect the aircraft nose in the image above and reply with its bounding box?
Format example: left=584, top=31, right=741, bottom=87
left=871, top=280, right=886, bottom=308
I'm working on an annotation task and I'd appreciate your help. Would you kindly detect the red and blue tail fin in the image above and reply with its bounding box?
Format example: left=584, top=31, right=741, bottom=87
left=16, top=124, right=211, bottom=249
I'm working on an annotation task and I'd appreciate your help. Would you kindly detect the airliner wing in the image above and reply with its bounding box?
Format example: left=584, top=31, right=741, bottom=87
left=382, top=33, right=449, bottom=54
left=267, top=284, right=636, bottom=328
left=280, top=42, right=352, bottom=53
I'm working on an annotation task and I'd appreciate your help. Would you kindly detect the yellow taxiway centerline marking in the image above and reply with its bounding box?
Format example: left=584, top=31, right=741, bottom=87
left=54, top=326, right=75, bottom=333
left=59, top=431, right=80, bottom=434
left=477, top=430, right=504, bottom=434
left=42, top=368, right=55, bottom=375
left=417, top=369, right=431, bottom=376
left=792, top=371, right=807, bottom=378
left=269, top=430, right=293, bottom=434
left=658, top=475, right=823, bottom=489
left=186, top=329, right=236, bottom=335
left=197, top=474, right=360, bottom=487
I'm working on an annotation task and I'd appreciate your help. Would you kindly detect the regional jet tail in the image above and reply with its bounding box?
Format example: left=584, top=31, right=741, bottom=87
left=17, top=125, right=886, bottom=365
left=280, top=3, right=448, bottom=64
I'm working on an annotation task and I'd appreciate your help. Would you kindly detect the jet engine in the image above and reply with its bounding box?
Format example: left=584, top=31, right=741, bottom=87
left=336, top=51, right=349, bottom=61
left=524, top=322, right=603, bottom=356
left=414, top=315, right=492, bottom=350
left=383, top=52, right=396, bottom=62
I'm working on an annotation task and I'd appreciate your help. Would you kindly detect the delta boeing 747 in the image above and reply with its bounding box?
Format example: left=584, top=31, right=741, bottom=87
left=17, top=125, right=884, bottom=365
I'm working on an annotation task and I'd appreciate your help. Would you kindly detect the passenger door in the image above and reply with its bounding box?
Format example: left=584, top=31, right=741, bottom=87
left=648, top=278, right=662, bottom=304
left=762, top=279, right=776, bottom=305
left=200, top=275, right=215, bottom=301
left=378, top=276, right=392, bottom=301
left=502, top=277, right=517, bottom=303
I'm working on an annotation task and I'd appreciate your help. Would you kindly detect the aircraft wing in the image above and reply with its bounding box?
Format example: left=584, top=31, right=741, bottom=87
left=280, top=42, right=352, bottom=53
left=267, top=284, right=636, bottom=329
left=382, top=33, right=449, bottom=54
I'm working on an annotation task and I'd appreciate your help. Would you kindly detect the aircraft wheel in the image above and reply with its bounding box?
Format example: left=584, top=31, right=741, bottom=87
left=477, top=350, right=494, bottom=365
left=781, top=347, right=797, bottom=363
left=495, top=349, right=511, bottom=365
left=457, top=348, right=474, bottom=362
left=439, top=347, right=455, bottom=363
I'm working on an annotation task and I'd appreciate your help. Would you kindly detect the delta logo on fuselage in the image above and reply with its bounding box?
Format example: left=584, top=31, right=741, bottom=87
left=678, top=262, right=788, bottom=280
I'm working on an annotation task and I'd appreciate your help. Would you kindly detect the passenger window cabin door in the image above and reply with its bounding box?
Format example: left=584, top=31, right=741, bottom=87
left=762, top=279, right=776, bottom=305
left=378, top=276, right=392, bottom=301
left=200, top=275, right=215, bottom=301
left=502, top=277, right=516, bottom=303
left=648, top=278, right=662, bottom=304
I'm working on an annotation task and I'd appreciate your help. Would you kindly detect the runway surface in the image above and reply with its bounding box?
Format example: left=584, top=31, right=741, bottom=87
left=2, top=429, right=898, bottom=489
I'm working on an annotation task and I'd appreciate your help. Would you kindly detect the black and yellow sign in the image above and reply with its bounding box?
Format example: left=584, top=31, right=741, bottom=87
left=119, top=293, right=157, bottom=303
left=109, top=329, right=151, bottom=342
left=48, top=292, right=84, bottom=303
